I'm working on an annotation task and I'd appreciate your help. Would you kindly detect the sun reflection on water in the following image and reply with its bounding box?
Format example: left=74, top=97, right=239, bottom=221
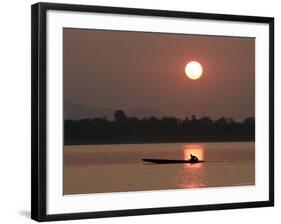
left=179, top=143, right=206, bottom=188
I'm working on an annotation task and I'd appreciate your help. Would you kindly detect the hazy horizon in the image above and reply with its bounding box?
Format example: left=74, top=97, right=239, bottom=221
left=64, top=101, right=254, bottom=122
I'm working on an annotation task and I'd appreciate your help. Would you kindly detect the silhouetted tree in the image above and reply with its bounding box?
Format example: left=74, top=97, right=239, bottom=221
left=214, top=117, right=228, bottom=134
left=64, top=110, right=255, bottom=144
left=114, top=110, right=127, bottom=122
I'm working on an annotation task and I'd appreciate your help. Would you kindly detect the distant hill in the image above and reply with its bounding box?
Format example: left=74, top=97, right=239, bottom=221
left=126, top=109, right=165, bottom=119
left=64, top=102, right=114, bottom=120
left=64, top=102, right=165, bottom=120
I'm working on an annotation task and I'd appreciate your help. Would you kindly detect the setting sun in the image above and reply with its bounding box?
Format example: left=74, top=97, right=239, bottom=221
left=185, top=61, right=203, bottom=80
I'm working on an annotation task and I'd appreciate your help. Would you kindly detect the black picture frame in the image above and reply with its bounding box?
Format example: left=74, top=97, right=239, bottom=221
left=31, top=2, right=274, bottom=222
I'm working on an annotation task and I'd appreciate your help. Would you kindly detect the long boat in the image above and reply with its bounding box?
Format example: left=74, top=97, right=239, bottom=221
left=142, top=158, right=205, bottom=164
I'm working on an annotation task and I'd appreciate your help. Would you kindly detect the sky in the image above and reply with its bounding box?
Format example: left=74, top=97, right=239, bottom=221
left=63, top=28, right=255, bottom=121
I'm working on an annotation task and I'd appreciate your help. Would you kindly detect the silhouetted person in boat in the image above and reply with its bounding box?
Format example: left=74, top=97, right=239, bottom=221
left=190, top=154, right=198, bottom=162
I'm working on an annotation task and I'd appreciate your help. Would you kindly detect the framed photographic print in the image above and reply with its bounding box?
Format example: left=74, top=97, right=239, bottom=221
left=31, top=2, right=274, bottom=222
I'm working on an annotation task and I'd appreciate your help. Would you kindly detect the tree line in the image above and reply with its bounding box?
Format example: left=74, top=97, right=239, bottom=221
left=64, top=110, right=255, bottom=144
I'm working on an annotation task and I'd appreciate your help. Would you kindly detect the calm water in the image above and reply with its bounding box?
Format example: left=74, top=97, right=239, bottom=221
left=64, top=142, right=255, bottom=195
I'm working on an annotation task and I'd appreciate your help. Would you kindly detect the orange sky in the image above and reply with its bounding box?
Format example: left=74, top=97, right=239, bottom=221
left=63, top=28, right=255, bottom=121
